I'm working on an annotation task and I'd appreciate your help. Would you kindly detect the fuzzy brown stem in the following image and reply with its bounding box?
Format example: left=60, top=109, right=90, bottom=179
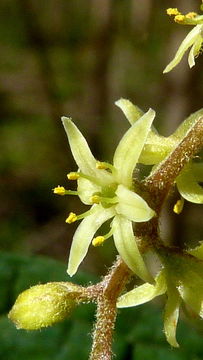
left=90, top=297, right=117, bottom=360
left=89, top=258, right=130, bottom=360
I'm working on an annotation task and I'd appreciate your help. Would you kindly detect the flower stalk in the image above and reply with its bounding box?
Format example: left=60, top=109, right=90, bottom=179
left=89, top=258, right=131, bottom=360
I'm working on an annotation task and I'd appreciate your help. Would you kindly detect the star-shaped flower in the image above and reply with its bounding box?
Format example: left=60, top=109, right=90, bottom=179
left=163, top=9, right=203, bottom=73
left=54, top=106, right=156, bottom=281
left=117, top=245, right=203, bottom=347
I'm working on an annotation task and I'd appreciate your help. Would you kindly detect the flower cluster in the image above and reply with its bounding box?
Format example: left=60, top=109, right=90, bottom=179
left=53, top=98, right=203, bottom=281
left=53, top=97, right=203, bottom=347
left=164, top=7, right=203, bottom=73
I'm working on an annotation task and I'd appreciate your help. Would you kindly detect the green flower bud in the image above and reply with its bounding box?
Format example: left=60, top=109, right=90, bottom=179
left=8, top=282, right=83, bottom=330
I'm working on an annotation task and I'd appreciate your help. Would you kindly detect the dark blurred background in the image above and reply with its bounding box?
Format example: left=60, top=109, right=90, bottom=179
left=0, top=0, right=203, bottom=275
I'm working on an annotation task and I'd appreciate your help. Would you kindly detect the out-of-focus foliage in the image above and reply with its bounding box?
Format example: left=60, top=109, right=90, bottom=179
left=0, top=0, right=203, bottom=270
left=2, top=251, right=203, bottom=360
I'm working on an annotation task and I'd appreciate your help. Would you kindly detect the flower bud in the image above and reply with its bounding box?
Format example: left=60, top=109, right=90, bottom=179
left=8, top=282, right=83, bottom=330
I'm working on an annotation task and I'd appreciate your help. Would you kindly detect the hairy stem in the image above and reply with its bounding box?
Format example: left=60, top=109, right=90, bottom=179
left=89, top=258, right=130, bottom=360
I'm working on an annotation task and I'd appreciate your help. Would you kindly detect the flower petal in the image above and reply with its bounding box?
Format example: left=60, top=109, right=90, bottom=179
left=163, top=251, right=203, bottom=318
left=67, top=205, right=115, bottom=276
left=112, top=215, right=152, bottom=282
left=115, top=98, right=171, bottom=166
left=192, top=163, right=203, bottom=182
left=77, top=177, right=100, bottom=205
left=113, top=109, right=155, bottom=187
left=187, top=242, right=203, bottom=260
left=117, top=270, right=166, bottom=308
left=176, top=165, right=203, bottom=204
left=115, top=184, right=155, bottom=222
left=62, top=117, right=112, bottom=184
left=171, top=109, right=203, bottom=141
left=178, top=269, right=203, bottom=318
left=115, top=98, right=144, bottom=125
left=188, top=34, right=203, bottom=68
left=163, top=25, right=203, bottom=73
left=139, top=132, right=176, bottom=165
left=164, top=283, right=181, bottom=348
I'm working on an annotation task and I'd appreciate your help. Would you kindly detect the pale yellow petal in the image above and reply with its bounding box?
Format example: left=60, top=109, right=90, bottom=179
left=163, top=25, right=203, bottom=73
left=117, top=270, right=166, bottom=308
left=113, top=109, right=155, bottom=187
left=115, top=98, right=144, bottom=125
left=67, top=205, right=115, bottom=276
left=112, top=215, right=152, bottom=282
left=176, top=165, right=203, bottom=204
left=115, top=184, right=155, bottom=222
left=164, top=284, right=181, bottom=348
left=62, top=117, right=112, bottom=185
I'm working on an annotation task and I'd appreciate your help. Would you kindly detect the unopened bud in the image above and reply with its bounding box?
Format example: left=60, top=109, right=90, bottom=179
left=8, top=282, right=82, bottom=330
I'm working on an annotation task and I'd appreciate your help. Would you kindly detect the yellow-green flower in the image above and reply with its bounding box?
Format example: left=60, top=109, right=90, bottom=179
left=54, top=105, right=156, bottom=281
left=116, top=99, right=203, bottom=207
left=164, top=8, right=203, bottom=73
left=117, top=245, right=203, bottom=347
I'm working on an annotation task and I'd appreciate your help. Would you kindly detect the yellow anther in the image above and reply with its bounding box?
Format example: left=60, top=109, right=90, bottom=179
left=91, top=195, right=101, bottom=204
left=185, top=12, right=197, bottom=19
left=174, top=14, right=185, bottom=23
left=92, top=236, right=105, bottom=247
left=96, top=161, right=108, bottom=170
left=173, top=198, right=184, bottom=214
left=65, top=212, right=77, bottom=224
left=166, top=8, right=180, bottom=16
left=67, top=172, right=80, bottom=180
left=53, top=186, right=66, bottom=195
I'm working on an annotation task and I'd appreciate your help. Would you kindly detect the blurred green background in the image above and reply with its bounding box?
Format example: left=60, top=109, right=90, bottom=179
left=0, top=0, right=203, bottom=358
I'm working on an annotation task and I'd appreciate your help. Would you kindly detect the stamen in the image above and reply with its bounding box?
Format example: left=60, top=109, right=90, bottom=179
left=76, top=209, right=95, bottom=220
left=96, top=161, right=115, bottom=173
left=90, top=194, right=118, bottom=205
left=66, top=208, right=96, bottom=224
left=185, top=12, right=197, bottom=19
left=66, top=212, right=78, bottom=223
left=67, top=190, right=78, bottom=195
left=173, top=198, right=184, bottom=214
left=53, top=186, right=78, bottom=196
left=67, top=171, right=101, bottom=186
left=92, top=236, right=105, bottom=247
left=166, top=8, right=181, bottom=16
left=174, top=14, right=185, bottom=23
left=53, top=186, right=66, bottom=195
left=67, top=172, right=80, bottom=180
left=91, top=194, right=101, bottom=204
left=92, top=228, right=113, bottom=247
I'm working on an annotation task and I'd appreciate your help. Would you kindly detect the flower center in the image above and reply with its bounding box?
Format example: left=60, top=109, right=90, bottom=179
left=53, top=165, right=119, bottom=223
left=91, top=183, right=118, bottom=208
